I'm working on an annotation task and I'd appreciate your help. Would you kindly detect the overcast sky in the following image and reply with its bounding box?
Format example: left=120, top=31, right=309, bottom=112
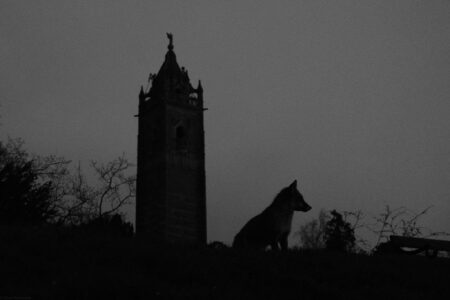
left=1, top=1, right=449, bottom=245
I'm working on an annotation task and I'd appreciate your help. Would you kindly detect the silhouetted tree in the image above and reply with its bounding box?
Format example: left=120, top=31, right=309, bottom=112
left=297, top=209, right=328, bottom=249
left=0, top=138, right=135, bottom=228
left=56, top=154, right=135, bottom=225
left=0, top=139, right=67, bottom=225
left=324, top=210, right=356, bottom=253
left=340, top=210, right=370, bottom=253
left=297, top=206, right=448, bottom=253
left=368, top=205, right=450, bottom=250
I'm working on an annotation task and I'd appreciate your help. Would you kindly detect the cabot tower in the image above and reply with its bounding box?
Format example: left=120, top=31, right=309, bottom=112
left=136, top=34, right=206, bottom=244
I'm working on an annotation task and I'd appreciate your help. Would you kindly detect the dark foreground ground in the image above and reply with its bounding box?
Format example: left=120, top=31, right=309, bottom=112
left=1, top=228, right=449, bottom=299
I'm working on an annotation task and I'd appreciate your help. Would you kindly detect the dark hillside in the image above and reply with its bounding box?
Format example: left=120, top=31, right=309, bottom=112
left=1, top=228, right=449, bottom=299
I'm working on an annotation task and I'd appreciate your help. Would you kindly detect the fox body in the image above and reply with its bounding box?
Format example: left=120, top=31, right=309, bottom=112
left=233, top=180, right=311, bottom=250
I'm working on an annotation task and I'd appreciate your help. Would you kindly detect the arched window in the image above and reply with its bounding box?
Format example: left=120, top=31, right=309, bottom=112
left=175, top=125, right=187, bottom=150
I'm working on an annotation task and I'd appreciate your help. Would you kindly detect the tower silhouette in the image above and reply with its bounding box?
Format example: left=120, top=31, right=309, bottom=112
left=136, top=34, right=206, bottom=244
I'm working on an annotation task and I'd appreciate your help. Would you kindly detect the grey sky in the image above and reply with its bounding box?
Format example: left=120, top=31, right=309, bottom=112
left=1, top=1, right=449, bottom=245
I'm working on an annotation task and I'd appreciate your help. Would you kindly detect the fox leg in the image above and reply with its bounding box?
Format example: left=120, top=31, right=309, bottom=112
left=271, top=242, right=280, bottom=250
left=280, top=233, right=289, bottom=250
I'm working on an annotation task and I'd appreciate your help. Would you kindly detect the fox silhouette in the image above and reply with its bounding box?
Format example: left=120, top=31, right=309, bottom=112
left=233, top=180, right=311, bottom=250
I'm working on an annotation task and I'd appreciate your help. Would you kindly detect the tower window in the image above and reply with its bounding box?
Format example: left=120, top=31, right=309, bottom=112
left=175, top=125, right=187, bottom=150
left=176, top=126, right=185, bottom=139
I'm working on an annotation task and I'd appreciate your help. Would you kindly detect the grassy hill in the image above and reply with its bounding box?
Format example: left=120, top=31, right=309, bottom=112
left=1, top=227, right=449, bottom=299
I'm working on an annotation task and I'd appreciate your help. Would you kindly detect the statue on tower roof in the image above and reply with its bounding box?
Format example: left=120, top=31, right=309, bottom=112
left=167, top=32, right=173, bottom=50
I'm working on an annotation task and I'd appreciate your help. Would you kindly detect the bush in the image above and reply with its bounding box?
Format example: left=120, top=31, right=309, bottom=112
left=324, top=210, right=356, bottom=253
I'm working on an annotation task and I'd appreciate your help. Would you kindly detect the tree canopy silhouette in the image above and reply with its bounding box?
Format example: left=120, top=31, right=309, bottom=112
left=324, top=210, right=356, bottom=253
left=0, top=139, right=57, bottom=225
left=0, top=138, right=135, bottom=229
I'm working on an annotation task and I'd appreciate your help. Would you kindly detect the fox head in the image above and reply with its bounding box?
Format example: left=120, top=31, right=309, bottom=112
left=287, top=180, right=311, bottom=212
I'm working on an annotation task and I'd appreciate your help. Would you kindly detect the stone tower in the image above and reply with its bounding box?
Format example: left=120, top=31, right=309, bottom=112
left=136, top=34, right=206, bottom=244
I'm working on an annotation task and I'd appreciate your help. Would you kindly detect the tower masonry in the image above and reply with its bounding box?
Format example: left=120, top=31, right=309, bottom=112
left=136, top=34, right=206, bottom=244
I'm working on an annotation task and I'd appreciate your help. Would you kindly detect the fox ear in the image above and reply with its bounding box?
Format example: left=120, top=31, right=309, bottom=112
left=289, top=180, right=297, bottom=189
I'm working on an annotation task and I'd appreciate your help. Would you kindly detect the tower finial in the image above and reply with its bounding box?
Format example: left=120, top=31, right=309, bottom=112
left=167, top=33, right=174, bottom=50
